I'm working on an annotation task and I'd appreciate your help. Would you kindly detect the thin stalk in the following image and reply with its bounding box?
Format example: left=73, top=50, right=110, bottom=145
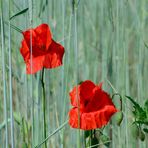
left=87, top=140, right=111, bottom=148
left=61, top=0, right=66, bottom=147
left=41, top=68, right=47, bottom=148
left=84, top=132, right=86, bottom=147
left=90, top=130, right=92, bottom=146
left=28, top=0, right=34, bottom=146
left=1, top=3, right=8, bottom=147
left=35, top=120, right=68, bottom=148
left=72, top=0, right=80, bottom=148
left=8, top=11, right=15, bottom=148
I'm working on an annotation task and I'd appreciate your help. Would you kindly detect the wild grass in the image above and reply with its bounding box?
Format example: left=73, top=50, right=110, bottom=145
left=0, top=0, right=148, bottom=147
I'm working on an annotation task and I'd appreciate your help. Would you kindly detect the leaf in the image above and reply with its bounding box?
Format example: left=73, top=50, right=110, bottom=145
left=0, top=119, right=10, bottom=130
left=91, top=137, right=99, bottom=148
left=144, top=99, right=148, bottom=113
left=125, top=96, right=141, bottom=109
left=143, top=128, right=148, bottom=133
left=13, top=112, right=21, bottom=125
left=10, top=8, right=28, bottom=20
left=4, top=21, right=22, bottom=33
left=84, top=130, right=91, bottom=138
left=134, top=120, right=148, bottom=126
left=125, top=96, right=146, bottom=122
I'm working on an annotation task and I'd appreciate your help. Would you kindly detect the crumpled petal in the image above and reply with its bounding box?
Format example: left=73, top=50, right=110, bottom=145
left=43, top=40, right=65, bottom=68
left=80, top=80, right=96, bottom=101
left=84, top=87, right=115, bottom=112
left=69, top=86, right=80, bottom=107
left=68, top=80, right=118, bottom=130
left=69, top=105, right=117, bottom=130
left=20, top=40, right=30, bottom=62
left=35, top=24, right=52, bottom=50
left=69, top=80, right=96, bottom=108
left=26, top=55, right=44, bottom=74
left=22, top=24, right=52, bottom=51
left=20, top=24, right=65, bottom=74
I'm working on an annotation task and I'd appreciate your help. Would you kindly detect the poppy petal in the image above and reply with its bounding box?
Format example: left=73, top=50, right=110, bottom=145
left=22, top=29, right=37, bottom=49
left=69, top=86, right=81, bottom=107
left=26, top=55, right=44, bottom=74
left=68, top=80, right=118, bottom=130
left=80, top=80, right=96, bottom=101
left=94, top=105, right=117, bottom=128
left=85, top=87, right=115, bottom=112
left=20, top=24, right=64, bottom=74
left=69, top=106, right=117, bottom=130
left=22, top=24, right=52, bottom=52
left=81, top=105, right=117, bottom=130
left=43, top=39, right=64, bottom=68
left=20, top=40, right=30, bottom=62
left=69, top=108, right=79, bottom=128
left=35, top=24, right=52, bottom=50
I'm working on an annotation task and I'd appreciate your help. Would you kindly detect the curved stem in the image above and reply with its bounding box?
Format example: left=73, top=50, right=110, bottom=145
left=112, top=93, right=123, bottom=111
left=41, top=68, right=47, bottom=148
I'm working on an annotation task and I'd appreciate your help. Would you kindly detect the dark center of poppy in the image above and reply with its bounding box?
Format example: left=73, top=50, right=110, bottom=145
left=84, top=100, right=89, bottom=107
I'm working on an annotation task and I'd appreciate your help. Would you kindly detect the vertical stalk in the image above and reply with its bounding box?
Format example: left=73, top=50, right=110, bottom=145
left=72, top=0, right=80, bottom=148
left=28, top=0, right=34, bottom=146
left=41, top=68, right=47, bottom=148
left=8, top=0, right=15, bottom=147
left=1, top=1, right=8, bottom=147
left=61, top=0, right=65, bottom=147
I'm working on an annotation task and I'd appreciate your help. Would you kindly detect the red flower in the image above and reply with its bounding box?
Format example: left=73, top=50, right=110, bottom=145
left=69, top=80, right=118, bottom=130
left=20, top=24, right=65, bottom=74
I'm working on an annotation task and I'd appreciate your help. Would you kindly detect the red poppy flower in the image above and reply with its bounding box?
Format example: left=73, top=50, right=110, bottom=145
left=20, top=24, right=65, bottom=74
left=69, top=80, right=118, bottom=130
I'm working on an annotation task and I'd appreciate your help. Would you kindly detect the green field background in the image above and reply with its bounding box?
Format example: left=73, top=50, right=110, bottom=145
left=0, top=0, right=148, bottom=147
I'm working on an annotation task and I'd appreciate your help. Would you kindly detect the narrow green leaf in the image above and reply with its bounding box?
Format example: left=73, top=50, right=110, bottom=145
left=125, top=96, right=146, bottom=121
left=13, top=112, right=21, bottom=125
left=0, top=119, right=11, bottom=130
left=125, top=96, right=141, bottom=109
left=10, top=8, right=28, bottom=20
left=4, top=21, right=22, bottom=33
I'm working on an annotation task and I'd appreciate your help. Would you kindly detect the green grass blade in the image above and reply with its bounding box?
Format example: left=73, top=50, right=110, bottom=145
left=10, top=8, right=28, bottom=20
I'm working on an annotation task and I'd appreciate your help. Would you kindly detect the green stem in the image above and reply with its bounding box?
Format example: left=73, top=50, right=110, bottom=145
left=90, top=130, right=93, bottom=146
left=112, top=93, right=123, bottom=111
left=41, top=68, right=47, bottom=148
left=35, top=120, right=68, bottom=148
left=72, top=0, right=81, bottom=147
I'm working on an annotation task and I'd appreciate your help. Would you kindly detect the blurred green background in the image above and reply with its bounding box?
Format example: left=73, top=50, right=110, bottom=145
left=0, top=0, right=148, bottom=147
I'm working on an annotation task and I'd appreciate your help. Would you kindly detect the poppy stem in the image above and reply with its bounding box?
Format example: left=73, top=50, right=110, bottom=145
left=90, top=130, right=93, bottom=146
left=112, top=93, right=123, bottom=111
left=41, top=68, right=47, bottom=148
